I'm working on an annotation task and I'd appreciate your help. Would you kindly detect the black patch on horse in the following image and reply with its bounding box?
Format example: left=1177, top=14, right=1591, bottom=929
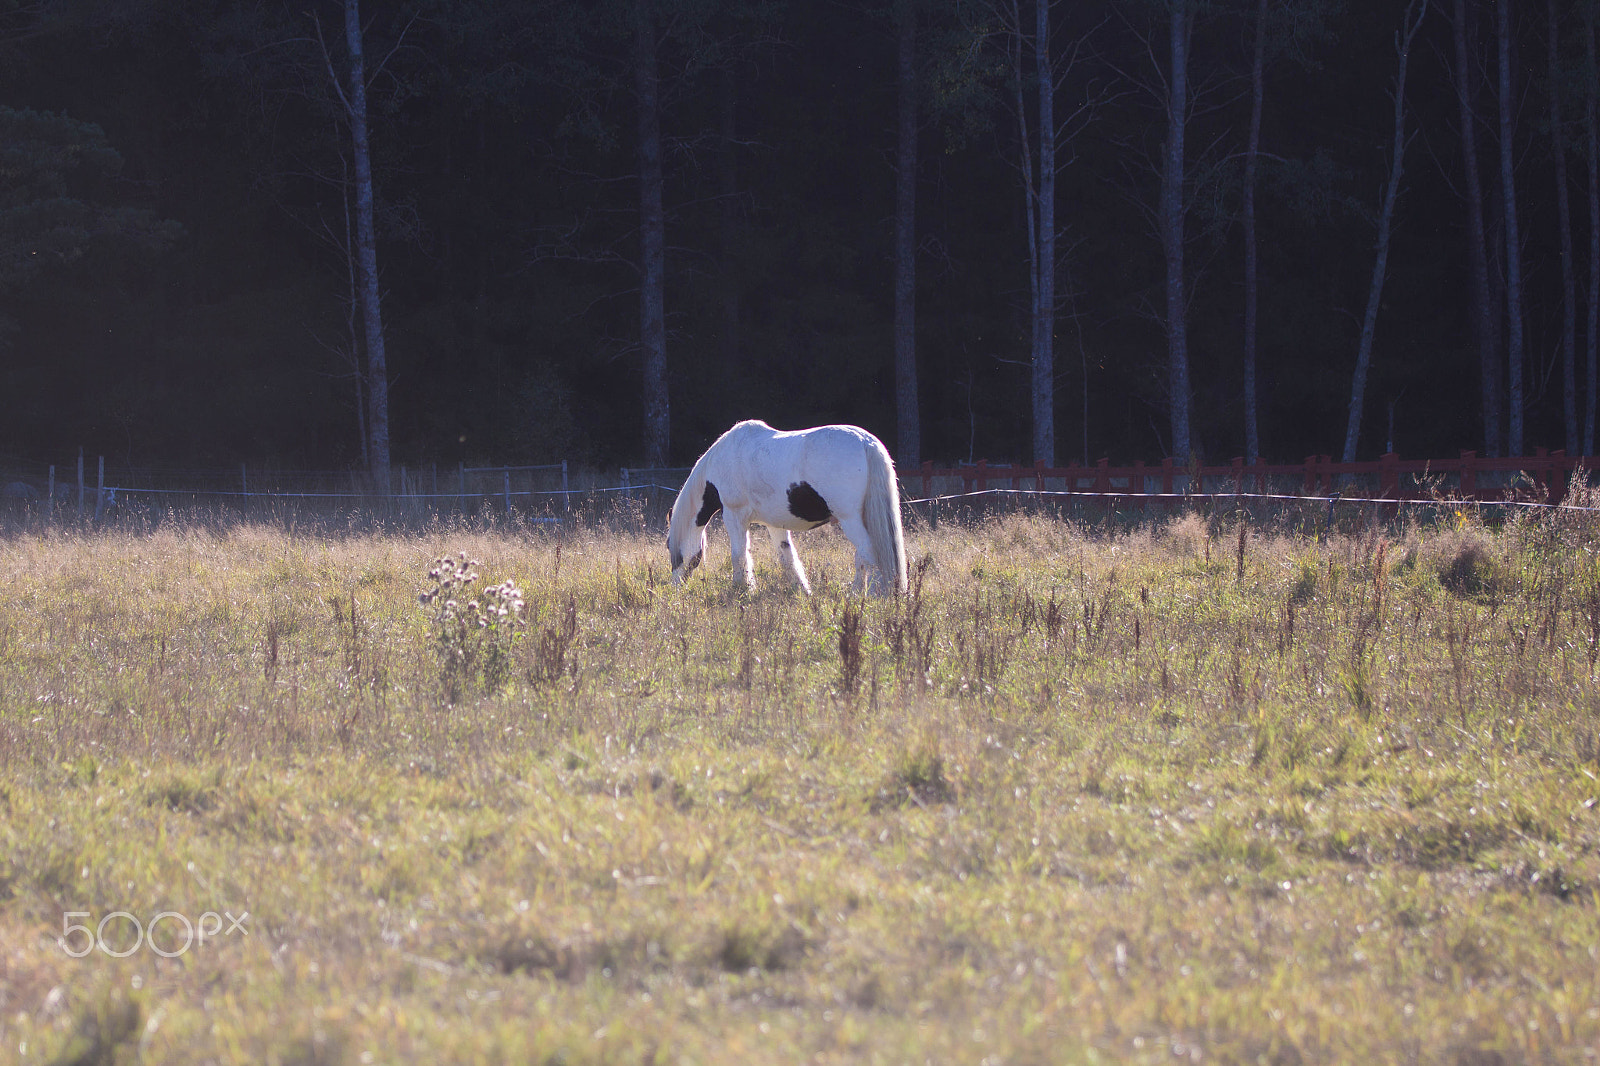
left=695, top=481, right=723, bottom=527
left=787, top=481, right=831, bottom=526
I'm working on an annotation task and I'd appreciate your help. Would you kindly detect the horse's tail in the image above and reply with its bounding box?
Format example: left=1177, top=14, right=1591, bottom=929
left=862, top=436, right=908, bottom=595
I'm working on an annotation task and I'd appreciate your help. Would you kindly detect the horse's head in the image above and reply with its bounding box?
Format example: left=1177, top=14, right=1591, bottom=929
left=667, top=533, right=703, bottom=584
left=666, top=477, right=720, bottom=584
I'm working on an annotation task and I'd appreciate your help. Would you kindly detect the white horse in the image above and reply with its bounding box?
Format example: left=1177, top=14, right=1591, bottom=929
left=666, top=420, right=908, bottom=595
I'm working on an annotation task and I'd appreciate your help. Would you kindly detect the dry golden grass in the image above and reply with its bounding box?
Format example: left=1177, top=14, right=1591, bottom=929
left=2, top=505, right=1600, bottom=1064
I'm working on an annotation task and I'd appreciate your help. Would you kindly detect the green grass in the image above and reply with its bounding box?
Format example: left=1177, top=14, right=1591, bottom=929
left=3, top=507, right=1600, bottom=1063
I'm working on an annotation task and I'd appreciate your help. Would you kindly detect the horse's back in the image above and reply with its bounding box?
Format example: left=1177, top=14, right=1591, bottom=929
left=761, top=425, right=877, bottom=482
left=771, top=423, right=883, bottom=461
left=707, top=423, right=874, bottom=527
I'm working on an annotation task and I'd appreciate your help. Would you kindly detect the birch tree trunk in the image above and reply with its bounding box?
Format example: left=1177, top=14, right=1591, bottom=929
left=345, top=0, right=390, bottom=493
left=1161, top=0, right=1191, bottom=462
left=1004, top=0, right=1057, bottom=467
left=1452, top=0, right=1503, bottom=457
left=1031, top=0, right=1055, bottom=467
left=1242, top=0, right=1267, bottom=464
left=1551, top=0, right=1579, bottom=454
left=1342, top=0, right=1428, bottom=463
left=893, top=0, right=921, bottom=468
left=1497, top=0, right=1526, bottom=456
left=1587, top=6, right=1599, bottom=456
left=636, top=0, right=670, bottom=467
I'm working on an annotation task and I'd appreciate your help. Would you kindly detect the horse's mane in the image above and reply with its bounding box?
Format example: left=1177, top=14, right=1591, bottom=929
left=691, top=420, right=771, bottom=483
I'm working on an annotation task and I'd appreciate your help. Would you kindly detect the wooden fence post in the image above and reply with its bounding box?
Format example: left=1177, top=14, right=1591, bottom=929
left=1161, top=457, right=1174, bottom=495
left=1459, top=450, right=1477, bottom=498
left=77, top=448, right=84, bottom=519
left=95, top=456, right=104, bottom=520
left=1380, top=452, right=1398, bottom=498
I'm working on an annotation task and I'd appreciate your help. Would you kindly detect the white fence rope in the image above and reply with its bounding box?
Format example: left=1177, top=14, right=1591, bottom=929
left=901, top=487, right=1600, bottom=512
left=11, top=461, right=1599, bottom=515
left=93, top=483, right=1600, bottom=515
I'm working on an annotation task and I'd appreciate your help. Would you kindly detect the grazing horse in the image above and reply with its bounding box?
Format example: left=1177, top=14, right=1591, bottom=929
left=666, top=420, right=908, bottom=595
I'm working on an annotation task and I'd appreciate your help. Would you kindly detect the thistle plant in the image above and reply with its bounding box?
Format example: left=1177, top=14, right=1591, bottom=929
left=420, top=551, right=526, bottom=694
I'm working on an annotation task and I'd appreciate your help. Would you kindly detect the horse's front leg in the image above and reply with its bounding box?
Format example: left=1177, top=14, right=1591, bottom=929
left=726, top=512, right=754, bottom=588
left=769, top=526, right=812, bottom=595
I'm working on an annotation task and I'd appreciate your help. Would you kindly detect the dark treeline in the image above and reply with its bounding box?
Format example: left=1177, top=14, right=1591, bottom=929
left=0, top=0, right=1587, bottom=473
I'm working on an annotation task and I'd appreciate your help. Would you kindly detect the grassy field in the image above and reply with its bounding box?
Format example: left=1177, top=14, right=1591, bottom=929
left=2, top=501, right=1600, bottom=1064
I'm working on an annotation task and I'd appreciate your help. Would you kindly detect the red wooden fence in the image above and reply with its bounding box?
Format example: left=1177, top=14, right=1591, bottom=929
left=907, top=449, right=1593, bottom=506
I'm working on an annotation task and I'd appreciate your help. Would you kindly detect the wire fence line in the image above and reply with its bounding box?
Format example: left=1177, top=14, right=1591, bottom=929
left=5, top=455, right=1598, bottom=533
left=0, top=457, right=698, bottom=532
left=900, top=487, right=1600, bottom=512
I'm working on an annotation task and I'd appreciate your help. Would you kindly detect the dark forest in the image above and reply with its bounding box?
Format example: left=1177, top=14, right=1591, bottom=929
left=0, top=0, right=1586, bottom=475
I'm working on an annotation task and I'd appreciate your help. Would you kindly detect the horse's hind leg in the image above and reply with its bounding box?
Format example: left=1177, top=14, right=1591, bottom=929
left=769, top=526, right=812, bottom=595
left=836, top=515, right=882, bottom=595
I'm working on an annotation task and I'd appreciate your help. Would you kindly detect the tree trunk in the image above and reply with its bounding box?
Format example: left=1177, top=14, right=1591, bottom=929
left=1342, top=0, right=1427, bottom=463
left=893, top=0, right=920, bottom=468
left=1551, top=0, right=1579, bottom=454
left=1031, top=0, right=1055, bottom=467
left=1587, top=6, right=1599, bottom=456
left=345, top=0, right=390, bottom=493
left=352, top=347, right=368, bottom=470
left=1162, top=0, right=1191, bottom=462
left=1452, top=0, right=1502, bottom=457
left=1497, top=0, right=1526, bottom=456
left=338, top=168, right=368, bottom=470
left=636, top=0, right=669, bottom=467
left=1242, top=0, right=1267, bottom=464
left=719, top=68, right=740, bottom=371
left=1006, top=0, right=1054, bottom=466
